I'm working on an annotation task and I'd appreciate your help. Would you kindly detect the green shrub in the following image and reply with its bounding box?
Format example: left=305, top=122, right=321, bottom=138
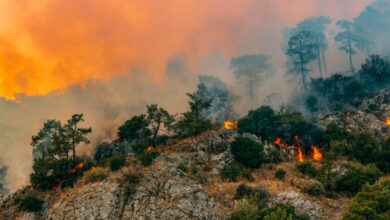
left=131, top=139, right=150, bottom=156
left=123, top=170, right=142, bottom=185
left=342, top=180, right=390, bottom=220
left=177, top=163, right=188, bottom=173
left=350, top=132, right=380, bottom=165
left=267, top=148, right=283, bottom=164
left=275, top=169, right=286, bottom=180
left=227, top=197, right=260, bottom=220
left=235, top=183, right=269, bottom=203
left=259, top=204, right=309, bottom=220
left=109, top=156, right=125, bottom=171
left=123, top=183, right=137, bottom=196
left=242, top=168, right=254, bottom=182
left=304, top=180, right=325, bottom=196
left=336, top=164, right=382, bottom=195
left=190, top=166, right=199, bottom=175
left=230, top=137, right=265, bottom=168
left=297, top=161, right=316, bottom=177
left=85, top=168, right=108, bottom=183
left=19, top=195, right=44, bottom=212
left=139, top=149, right=160, bottom=166
left=220, top=163, right=243, bottom=182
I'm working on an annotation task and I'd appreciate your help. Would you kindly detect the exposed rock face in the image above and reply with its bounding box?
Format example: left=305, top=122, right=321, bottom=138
left=271, top=191, right=322, bottom=220
left=318, top=89, right=390, bottom=138
left=46, top=179, right=122, bottom=219
left=121, top=155, right=224, bottom=219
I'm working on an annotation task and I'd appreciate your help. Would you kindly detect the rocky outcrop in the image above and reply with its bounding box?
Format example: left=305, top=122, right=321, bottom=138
left=271, top=191, right=322, bottom=220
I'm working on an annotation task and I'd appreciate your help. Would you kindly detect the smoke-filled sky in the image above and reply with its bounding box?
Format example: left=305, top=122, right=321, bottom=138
left=0, top=0, right=377, bottom=190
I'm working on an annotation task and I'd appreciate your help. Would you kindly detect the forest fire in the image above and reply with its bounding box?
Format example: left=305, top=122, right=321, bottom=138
left=113, top=137, right=120, bottom=142
left=274, top=137, right=322, bottom=162
left=311, top=145, right=322, bottom=161
left=71, top=162, right=83, bottom=173
left=297, top=146, right=304, bottom=162
left=146, top=146, right=152, bottom=151
left=224, top=121, right=238, bottom=130
left=386, top=117, right=390, bottom=126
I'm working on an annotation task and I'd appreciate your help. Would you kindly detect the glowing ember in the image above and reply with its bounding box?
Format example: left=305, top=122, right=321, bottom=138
left=386, top=117, right=390, bottom=126
left=71, top=162, right=83, bottom=173
left=53, top=186, right=59, bottom=191
left=273, top=137, right=293, bottom=149
left=146, top=146, right=152, bottom=151
left=113, top=137, right=120, bottom=142
left=224, top=121, right=238, bottom=130
left=274, top=137, right=281, bottom=145
left=311, top=145, right=322, bottom=161
left=297, top=146, right=304, bottom=162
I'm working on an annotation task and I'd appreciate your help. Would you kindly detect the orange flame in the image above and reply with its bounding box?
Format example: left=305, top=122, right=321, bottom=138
left=274, top=137, right=281, bottom=145
left=274, top=137, right=294, bottom=149
left=71, top=162, right=83, bottom=173
left=146, top=146, right=152, bottom=151
left=53, top=186, right=59, bottom=191
left=386, top=117, right=390, bottom=126
left=224, top=121, right=238, bottom=130
left=297, top=146, right=304, bottom=162
left=113, top=137, right=120, bottom=142
left=311, top=145, right=322, bottom=161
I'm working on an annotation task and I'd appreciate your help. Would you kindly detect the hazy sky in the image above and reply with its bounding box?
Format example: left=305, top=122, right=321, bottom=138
left=0, top=0, right=375, bottom=190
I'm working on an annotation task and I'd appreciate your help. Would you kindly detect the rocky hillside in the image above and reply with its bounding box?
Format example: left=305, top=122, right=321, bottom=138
left=0, top=130, right=357, bottom=220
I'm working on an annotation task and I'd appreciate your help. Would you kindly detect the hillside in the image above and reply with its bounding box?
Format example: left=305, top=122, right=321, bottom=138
left=1, top=127, right=388, bottom=220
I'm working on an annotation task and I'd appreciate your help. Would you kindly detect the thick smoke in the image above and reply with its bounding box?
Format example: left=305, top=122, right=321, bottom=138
left=0, top=0, right=375, bottom=191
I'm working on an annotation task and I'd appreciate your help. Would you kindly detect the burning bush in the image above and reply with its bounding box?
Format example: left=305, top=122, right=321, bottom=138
left=230, top=137, right=265, bottom=168
left=85, top=168, right=108, bottom=183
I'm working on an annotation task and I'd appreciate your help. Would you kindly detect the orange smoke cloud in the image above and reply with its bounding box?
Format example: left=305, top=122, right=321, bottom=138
left=0, top=0, right=371, bottom=99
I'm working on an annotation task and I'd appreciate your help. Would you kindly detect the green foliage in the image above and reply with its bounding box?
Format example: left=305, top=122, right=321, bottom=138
left=361, top=54, right=390, bottom=84
left=220, top=163, right=243, bottom=182
left=267, top=148, right=283, bottom=164
left=118, top=115, right=151, bottom=141
left=259, top=204, right=309, bottom=220
left=297, top=161, right=316, bottom=177
left=230, top=137, right=265, bottom=168
left=304, top=180, right=325, bottom=196
left=131, top=139, right=150, bottom=156
left=234, top=183, right=269, bottom=203
left=377, top=137, right=390, bottom=174
left=349, top=132, right=380, bottom=165
left=177, top=163, right=188, bottom=173
left=109, top=155, right=125, bottom=171
left=64, top=114, right=92, bottom=160
left=173, top=92, right=213, bottom=138
left=227, top=197, right=260, bottom=220
left=19, top=195, right=44, bottom=212
left=305, top=95, right=319, bottom=112
left=123, top=183, right=137, bottom=197
left=85, top=168, right=108, bottom=183
left=242, top=168, right=255, bottom=182
left=146, top=104, right=174, bottom=147
left=275, top=169, right=286, bottom=180
left=122, top=169, right=143, bottom=196
left=336, top=164, right=382, bottom=195
left=342, top=180, right=390, bottom=220
left=237, top=106, right=322, bottom=148
left=139, top=149, right=160, bottom=166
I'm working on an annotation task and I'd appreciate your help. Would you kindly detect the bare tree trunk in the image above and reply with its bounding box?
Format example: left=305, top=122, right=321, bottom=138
left=299, top=39, right=307, bottom=91
left=317, top=46, right=323, bottom=77
left=321, top=48, right=327, bottom=75
left=152, top=120, right=161, bottom=147
left=348, top=39, right=355, bottom=74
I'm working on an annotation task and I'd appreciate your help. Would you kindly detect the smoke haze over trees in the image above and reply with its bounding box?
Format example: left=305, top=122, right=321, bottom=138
left=2, top=0, right=390, bottom=191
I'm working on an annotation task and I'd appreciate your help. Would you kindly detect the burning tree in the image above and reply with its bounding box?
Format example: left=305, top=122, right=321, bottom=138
left=30, top=114, right=91, bottom=191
